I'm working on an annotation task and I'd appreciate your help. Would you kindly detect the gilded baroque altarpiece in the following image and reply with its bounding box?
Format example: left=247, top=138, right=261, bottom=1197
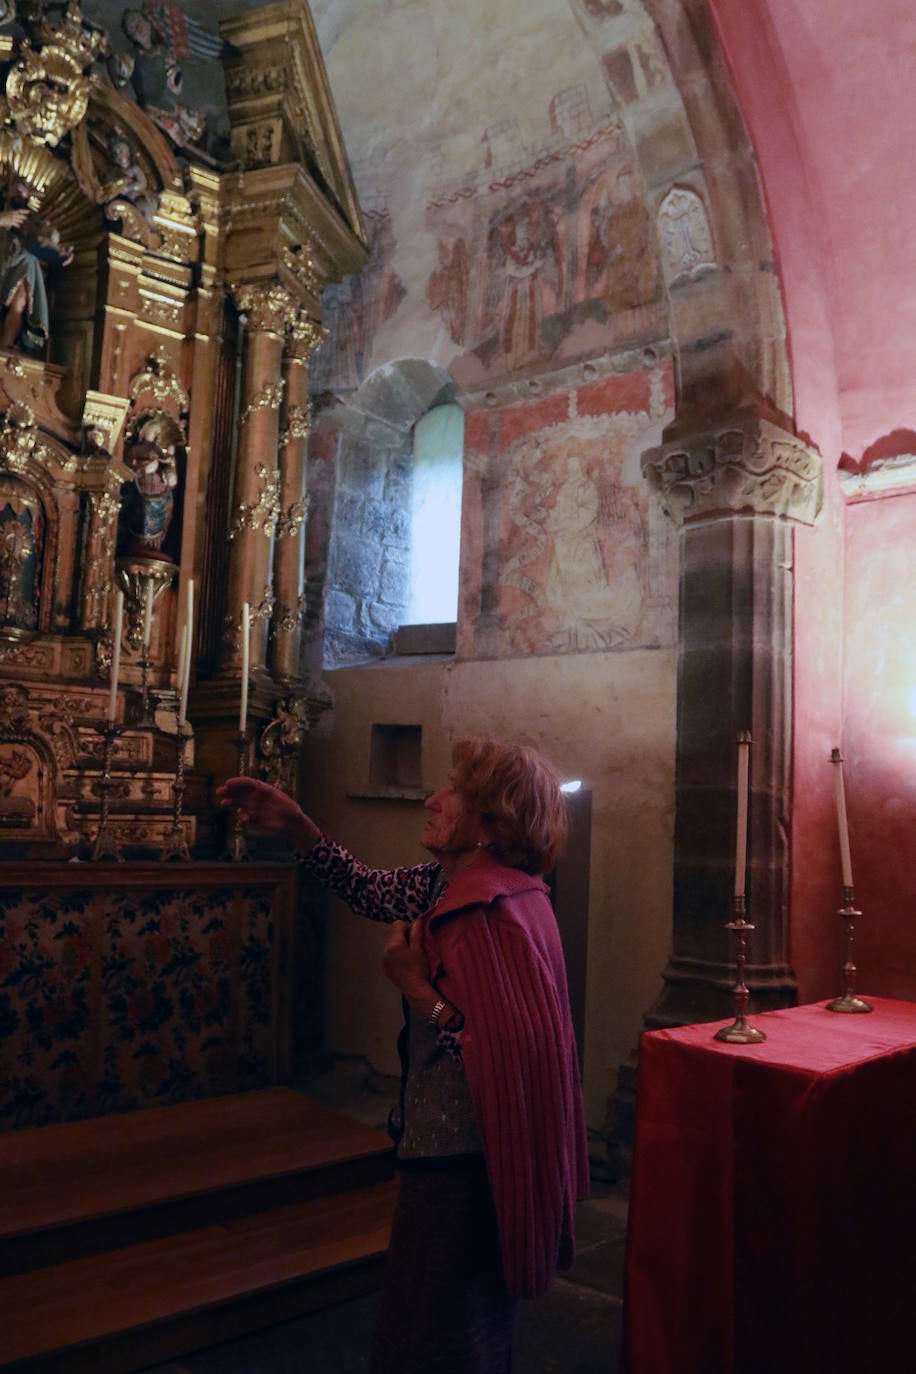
left=0, top=0, right=365, bottom=859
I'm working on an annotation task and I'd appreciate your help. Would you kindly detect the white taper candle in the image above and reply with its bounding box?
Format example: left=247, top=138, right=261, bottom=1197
left=108, top=588, right=124, bottom=725
left=831, top=748, right=854, bottom=888
left=178, top=579, right=194, bottom=726
left=239, top=602, right=250, bottom=735
left=734, top=732, right=751, bottom=897
left=142, top=579, right=154, bottom=651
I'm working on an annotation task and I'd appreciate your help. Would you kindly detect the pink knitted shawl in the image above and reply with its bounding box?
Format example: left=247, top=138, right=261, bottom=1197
left=419, top=851, right=590, bottom=1298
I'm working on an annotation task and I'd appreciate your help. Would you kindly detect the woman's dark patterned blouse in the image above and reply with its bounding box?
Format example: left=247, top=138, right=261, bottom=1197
left=300, top=833, right=465, bottom=1056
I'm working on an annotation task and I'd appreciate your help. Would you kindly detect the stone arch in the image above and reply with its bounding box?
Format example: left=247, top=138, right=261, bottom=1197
left=576, top=0, right=793, bottom=420
left=311, top=359, right=458, bottom=666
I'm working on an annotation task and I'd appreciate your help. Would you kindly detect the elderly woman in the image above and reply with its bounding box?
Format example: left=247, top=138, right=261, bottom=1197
left=218, top=737, right=588, bottom=1374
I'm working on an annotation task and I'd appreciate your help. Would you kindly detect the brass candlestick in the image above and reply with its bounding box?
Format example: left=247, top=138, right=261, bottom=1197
left=714, top=894, right=766, bottom=1044
left=161, top=727, right=190, bottom=862
left=225, top=730, right=250, bottom=861
left=826, top=886, right=872, bottom=1013
left=90, top=722, right=124, bottom=863
left=137, top=648, right=155, bottom=726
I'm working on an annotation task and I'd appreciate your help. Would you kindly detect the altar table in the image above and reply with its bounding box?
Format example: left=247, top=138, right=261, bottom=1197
left=621, top=998, right=916, bottom=1374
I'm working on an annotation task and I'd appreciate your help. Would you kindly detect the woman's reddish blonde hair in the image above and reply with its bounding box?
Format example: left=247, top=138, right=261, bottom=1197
left=451, top=737, right=568, bottom=875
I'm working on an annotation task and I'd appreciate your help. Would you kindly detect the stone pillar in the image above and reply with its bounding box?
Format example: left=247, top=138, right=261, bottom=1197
left=223, top=283, right=293, bottom=675
left=641, top=407, right=823, bottom=1025
left=270, top=312, right=323, bottom=683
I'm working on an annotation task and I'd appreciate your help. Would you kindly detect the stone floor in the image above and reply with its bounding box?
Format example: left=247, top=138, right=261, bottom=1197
left=142, top=1182, right=627, bottom=1374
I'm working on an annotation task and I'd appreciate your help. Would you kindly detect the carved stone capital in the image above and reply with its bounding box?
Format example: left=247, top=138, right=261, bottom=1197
left=233, top=282, right=297, bottom=336
left=129, top=349, right=189, bottom=420
left=642, top=412, right=823, bottom=526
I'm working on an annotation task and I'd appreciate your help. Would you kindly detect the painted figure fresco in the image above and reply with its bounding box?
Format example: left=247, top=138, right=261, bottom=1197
left=501, top=437, right=645, bottom=654
left=585, top=168, right=656, bottom=313
left=428, top=237, right=469, bottom=346
left=488, top=201, right=563, bottom=371
left=424, top=101, right=659, bottom=383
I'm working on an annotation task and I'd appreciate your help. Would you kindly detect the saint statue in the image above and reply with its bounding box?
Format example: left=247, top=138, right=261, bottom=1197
left=122, top=415, right=180, bottom=559
left=0, top=188, right=74, bottom=354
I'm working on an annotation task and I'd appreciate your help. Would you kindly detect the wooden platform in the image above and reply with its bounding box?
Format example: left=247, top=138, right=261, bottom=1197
left=0, top=1088, right=396, bottom=1372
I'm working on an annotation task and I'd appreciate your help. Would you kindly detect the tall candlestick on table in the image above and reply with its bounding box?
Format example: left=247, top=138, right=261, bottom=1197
left=715, top=730, right=765, bottom=1044
left=831, top=747, right=854, bottom=888
left=108, top=588, right=124, bottom=724
left=239, top=602, right=250, bottom=735
left=734, top=731, right=751, bottom=896
left=826, top=746, right=870, bottom=1013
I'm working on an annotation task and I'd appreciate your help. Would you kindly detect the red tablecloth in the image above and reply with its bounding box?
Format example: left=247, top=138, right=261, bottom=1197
left=621, top=998, right=916, bottom=1374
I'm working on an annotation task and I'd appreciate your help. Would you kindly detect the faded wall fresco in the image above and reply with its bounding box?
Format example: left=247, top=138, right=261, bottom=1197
left=312, top=100, right=663, bottom=393
left=460, top=365, right=675, bottom=657
left=427, top=111, right=661, bottom=385
left=309, top=0, right=671, bottom=393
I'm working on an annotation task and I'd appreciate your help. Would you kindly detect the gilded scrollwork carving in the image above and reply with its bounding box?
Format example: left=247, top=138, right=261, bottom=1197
left=233, top=283, right=296, bottom=336
left=279, top=403, right=311, bottom=446
left=225, top=64, right=287, bottom=100
left=273, top=593, right=307, bottom=633
left=153, top=191, right=199, bottom=265
left=240, top=381, right=285, bottom=426
left=221, top=586, right=275, bottom=651
left=641, top=413, right=823, bottom=526
left=5, top=2, right=104, bottom=149
left=229, top=464, right=282, bottom=539
left=287, top=313, right=326, bottom=360
left=83, top=488, right=121, bottom=628
left=0, top=683, right=30, bottom=735
left=282, top=244, right=320, bottom=297
left=0, top=403, right=44, bottom=472
left=275, top=496, right=309, bottom=539
left=0, top=639, right=53, bottom=668
left=129, top=348, right=190, bottom=420
left=139, top=293, right=183, bottom=330
left=252, top=585, right=275, bottom=623
left=259, top=694, right=309, bottom=792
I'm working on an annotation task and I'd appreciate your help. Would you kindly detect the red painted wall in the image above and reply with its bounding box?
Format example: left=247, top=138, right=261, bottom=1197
left=842, top=491, right=916, bottom=1000
left=706, top=0, right=916, bottom=1002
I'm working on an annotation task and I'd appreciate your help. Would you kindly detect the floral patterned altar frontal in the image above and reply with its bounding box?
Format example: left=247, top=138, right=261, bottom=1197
left=0, top=863, right=295, bottom=1131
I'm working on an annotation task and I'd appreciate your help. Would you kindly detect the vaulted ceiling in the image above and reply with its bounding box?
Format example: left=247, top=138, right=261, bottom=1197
left=188, top=0, right=913, bottom=464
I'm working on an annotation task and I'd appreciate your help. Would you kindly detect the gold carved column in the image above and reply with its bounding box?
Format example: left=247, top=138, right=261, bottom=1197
left=224, top=283, right=294, bottom=678
left=270, top=312, right=323, bottom=683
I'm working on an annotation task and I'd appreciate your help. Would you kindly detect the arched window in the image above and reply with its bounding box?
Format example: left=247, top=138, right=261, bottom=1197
left=405, top=402, right=464, bottom=626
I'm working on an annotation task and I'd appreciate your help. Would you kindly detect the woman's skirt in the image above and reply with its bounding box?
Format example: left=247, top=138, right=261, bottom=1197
left=369, top=1158, right=516, bottom=1374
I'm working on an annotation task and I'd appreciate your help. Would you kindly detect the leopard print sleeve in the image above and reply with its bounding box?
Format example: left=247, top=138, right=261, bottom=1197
left=299, top=833, right=443, bottom=924
left=437, top=1005, right=465, bottom=1061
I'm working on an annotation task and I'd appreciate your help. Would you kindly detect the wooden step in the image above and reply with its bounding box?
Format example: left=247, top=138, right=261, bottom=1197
left=0, top=1178, right=397, bottom=1373
left=0, top=1088, right=394, bottom=1275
